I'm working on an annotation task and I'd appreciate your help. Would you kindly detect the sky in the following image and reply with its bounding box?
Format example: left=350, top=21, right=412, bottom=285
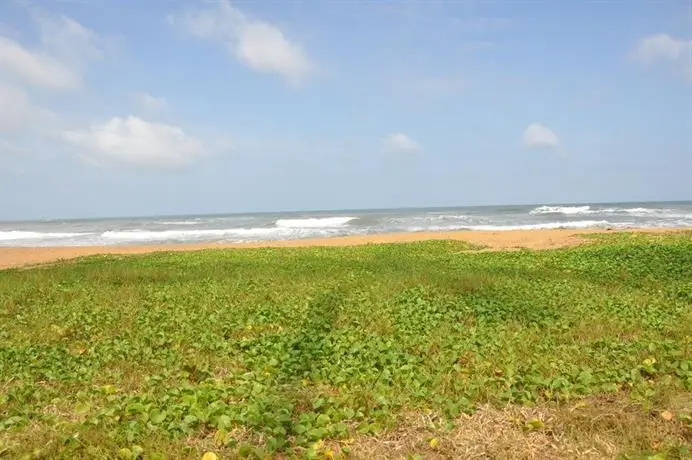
left=0, top=0, right=690, bottom=220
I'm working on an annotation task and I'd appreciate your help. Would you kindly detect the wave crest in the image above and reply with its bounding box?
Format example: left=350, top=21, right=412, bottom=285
left=468, top=220, right=614, bottom=231
left=0, top=231, right=88, bottom=241
left=529, top=206, right=593, bottom=215
left=275, top=216, right=357, bottom=228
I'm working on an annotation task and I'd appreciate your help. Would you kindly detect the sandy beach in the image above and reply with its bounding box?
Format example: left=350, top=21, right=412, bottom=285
left=0, top=227, right=687, bottom=270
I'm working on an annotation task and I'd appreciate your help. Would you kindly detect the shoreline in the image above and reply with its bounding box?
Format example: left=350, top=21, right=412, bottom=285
left=0, top=227, right=688, bottom=270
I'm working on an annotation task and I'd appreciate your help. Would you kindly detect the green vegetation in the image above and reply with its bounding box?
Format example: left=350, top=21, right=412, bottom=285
left=1, top=233, right=691, bottom=459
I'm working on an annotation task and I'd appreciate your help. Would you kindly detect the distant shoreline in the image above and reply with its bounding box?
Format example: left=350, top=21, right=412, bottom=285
left=0, top=227, right=688, bottom=270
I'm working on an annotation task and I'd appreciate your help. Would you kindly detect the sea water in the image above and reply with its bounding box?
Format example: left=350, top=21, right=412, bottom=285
left=1, top=201, right=691, bottom=247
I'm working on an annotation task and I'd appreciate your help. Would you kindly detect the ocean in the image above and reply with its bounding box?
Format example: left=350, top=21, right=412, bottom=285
left=1, top=201, right=691, bottom=247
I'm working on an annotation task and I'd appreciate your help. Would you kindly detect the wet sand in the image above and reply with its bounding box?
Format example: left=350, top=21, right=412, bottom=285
left=0, top=228, right=686, bottom=270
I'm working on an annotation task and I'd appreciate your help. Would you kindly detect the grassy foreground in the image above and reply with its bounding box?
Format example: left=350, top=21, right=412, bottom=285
left=0, top=233, right=691, bottom=459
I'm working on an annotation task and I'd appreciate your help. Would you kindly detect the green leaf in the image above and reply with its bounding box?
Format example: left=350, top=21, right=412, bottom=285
left=315, top=414, right=330, bottom=427
left=312, top=398, right=326, bottom=410
left=525, top=418, right=544, bottom=431
left=307, top=427, right=328, bottom=440
left=74, top=403, right=91, bottom=415
left=217, top=414, right=232, bottom=429
left=150, top=410, right=167, bottom=424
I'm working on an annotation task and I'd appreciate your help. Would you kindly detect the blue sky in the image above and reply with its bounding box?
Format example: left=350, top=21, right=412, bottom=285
left=0, top=0, right=690, bottom=220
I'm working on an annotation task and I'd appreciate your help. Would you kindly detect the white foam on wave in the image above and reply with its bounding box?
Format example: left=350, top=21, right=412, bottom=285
left=466, top=220, right=615, bottom=231
left=396, top=220, right=622, bottom=233
left=160, top=220, right=201, bottom=226
left=530, top=205, right=692, bottom=219
left=618, top=208, right=692, bottom=219
left=430, top=214, right=471, bottom=220
left=0, top=231, right=88, bottom=241
left=387, top=214, right=471, bottom=228
left=530, top=205, right=593, bottom=215
left=621, top=207, right=653, bottom=214
left=275, top=216, right=357, bottom=228
left=597, top=207, right=664, bottom=217
left=101, top=225, right=350, bottom=243
left=102, top=228, right=276, bottom=242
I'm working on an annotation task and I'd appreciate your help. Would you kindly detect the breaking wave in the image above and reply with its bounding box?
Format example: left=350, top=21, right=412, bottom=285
left=529, top=205, right=692, bottom=219
left=0, top=231, right=88, bottom=241
left=103, top=228, right=296, bottom=242
left=275, top=216, right=358, bottom=228
left=464, top=220, right=615, bottom=231
left=2, top=204, right=691, bottom=247
left=530, top=206, right=593, bottom=215
left=160, top=220, right=201, bottom=226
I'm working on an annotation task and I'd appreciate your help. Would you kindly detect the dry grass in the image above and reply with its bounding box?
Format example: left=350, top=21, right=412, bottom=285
left=337, top=395, right=691, bottom=460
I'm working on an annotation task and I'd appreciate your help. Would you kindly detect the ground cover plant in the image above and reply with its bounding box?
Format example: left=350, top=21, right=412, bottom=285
left=0, top=232, right=690, bottom=459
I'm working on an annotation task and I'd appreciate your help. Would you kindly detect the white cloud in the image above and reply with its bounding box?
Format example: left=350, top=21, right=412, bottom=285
left=36, top=14, right=103, bottom=64
left=0, top=12, right=108, bottom=157
left=0, top=138, right=27, bottom=156
left=135, top=92, right=167, bottom=110
left=0, top=84, right=34, bottom=132
left=0, top=83, right=55, bottom=134
left=0, top=37, right=79, bottom=90
left=62, top=116, right=204, bottom=168
left=632, top=33, right=691, bottom=62
left=384, top=133, right=421, bottom=153
left=522, top=123, right=560, bottom=150
left=632, top=33, right=692, bottom=82
left=0, top=13, right=104, bottom=91
left=170, top=0, right=313, bottom=85
left=235, top=22, right=312, bottom=84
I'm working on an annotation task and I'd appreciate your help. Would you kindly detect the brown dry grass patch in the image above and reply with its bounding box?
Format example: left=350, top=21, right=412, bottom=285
left=338, top=395, right=691, bottom=459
